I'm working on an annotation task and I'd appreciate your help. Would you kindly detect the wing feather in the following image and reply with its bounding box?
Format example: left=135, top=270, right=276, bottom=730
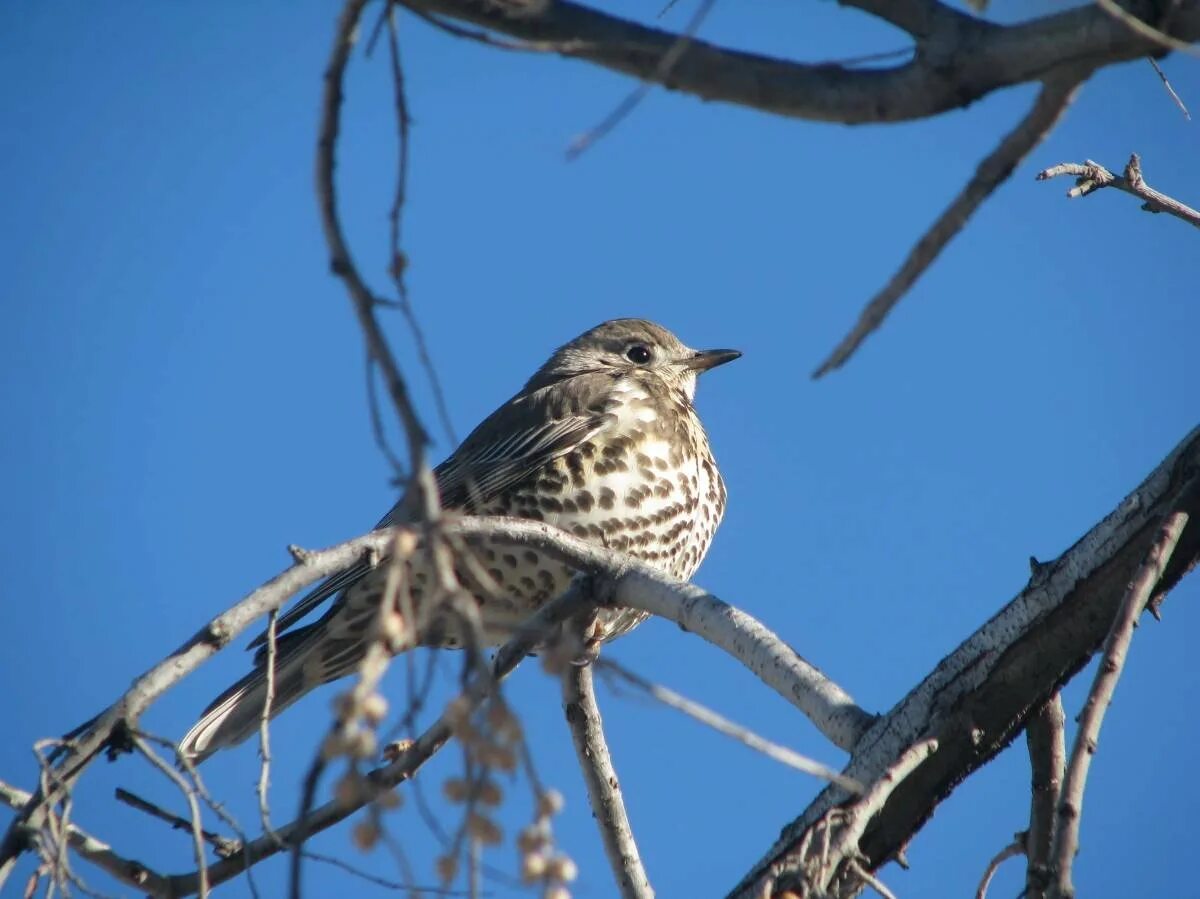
left=247, top=376, right=612, bottom=649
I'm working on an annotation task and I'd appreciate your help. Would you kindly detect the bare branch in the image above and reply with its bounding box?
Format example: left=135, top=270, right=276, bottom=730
left=976, top=836, right=1024, bottom=899
left=1048, top=503, right=1192, bottom=899
left=1037, top=153, right=1200, bottom=229
left=0, top=779, right=173, bottom=898
left=316, top=0, right=441, bottom=520
left=597, top=659, right=862, bottom=793
left=131, top=735, right=210, bottom=898
left=162, top=581, right=592, bottom=896
left=1094, top=0, right=1200, bottom=57
left=0, top=529, right=398, bottom=888
left=562, top=661, right=653, bottom=899
left=257, top=611, right=282, bottom=844
left=1025, top=694, right=1065, bottom=899
left=1147, top=58, right=1191, bottom=119
left=731, top=425, right=1200, bottom=897
left=403, top=0, right=1200, bottom=125
left=812, top=70, right=1085, bottom=378
left=566, top=0, right=717, bottom=160
left=114, top=790, right=239, bottom=860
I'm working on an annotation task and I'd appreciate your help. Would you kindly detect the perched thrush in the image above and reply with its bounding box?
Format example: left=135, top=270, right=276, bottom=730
left=181, top=319, right=739, bottom=760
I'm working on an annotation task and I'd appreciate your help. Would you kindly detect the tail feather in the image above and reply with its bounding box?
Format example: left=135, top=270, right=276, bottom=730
left=180, top=624, right=330, bottom=763
left=179, top=657, right=310, bottom=763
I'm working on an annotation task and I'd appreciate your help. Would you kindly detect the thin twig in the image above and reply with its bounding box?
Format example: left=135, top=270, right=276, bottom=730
left=976, top=836, right=1024, bottom=899
left=1036, top=153, right=1200, bottom=229
left=114, top=790, right=238, bottom=859
left=566, top=0, right=718, bottom=160
left=316, top=0, right=440, bottom=522
left=384, top=7, right=458, bottom=448
left=0, top=779, right=173, bottom=898
left=130, top=736, right=210, bottom=899
left=597, top=659, right=862, bottom=793
left=851, top=859, right=899, bottom=899
left=1048, top=508, right=1190, bottom=899
left=813, top=69, right=1086, bottom=378
left=1025, top=694, right=1065, bottom=899
left=562, top=661, right=654, bottom=899
left=257, top=610, right=283, bottom=846
left=163, top=582, right=592, bottom=896
left=1147, top=57, right=1191, bottom=119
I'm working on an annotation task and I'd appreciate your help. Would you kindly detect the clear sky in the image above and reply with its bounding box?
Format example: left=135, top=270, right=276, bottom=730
left=2, top=3, right=1198, bottom=897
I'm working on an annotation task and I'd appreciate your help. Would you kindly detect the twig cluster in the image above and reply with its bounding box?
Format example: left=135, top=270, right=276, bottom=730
left=1037, top=153, right=1200, bottom=229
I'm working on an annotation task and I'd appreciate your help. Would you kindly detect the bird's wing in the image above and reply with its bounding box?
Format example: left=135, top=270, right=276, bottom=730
left=248, top=376, right=613, bottom=648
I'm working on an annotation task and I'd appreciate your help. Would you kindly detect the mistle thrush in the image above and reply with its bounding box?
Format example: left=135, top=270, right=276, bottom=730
left=181, top=319, right=739, bottom=760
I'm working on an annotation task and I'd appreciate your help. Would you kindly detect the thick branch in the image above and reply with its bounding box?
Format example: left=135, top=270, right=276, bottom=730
left=403, top=0, right=1200, bottom=125
left=562, top=662, right=653, bottom=899
left=732, top=424, right=1200, bottom=897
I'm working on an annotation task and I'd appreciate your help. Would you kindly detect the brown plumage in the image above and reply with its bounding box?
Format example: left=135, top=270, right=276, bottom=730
left=180, top=319, right=738, bottom=761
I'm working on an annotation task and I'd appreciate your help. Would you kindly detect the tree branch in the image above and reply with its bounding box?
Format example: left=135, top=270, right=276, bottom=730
left=812, top=69, right=1086, bottom=377
left=0, top=530, right=399, bottom=888
left=0, top=779, right=173, bottom=898
left=1037, top=153, right=1200, bottom=229
left=597, top=659, right=861, bottom=793
left=163, top=581, right=593, bottom=896
left=1024, top=694, right=1065, bottom=899
left=317, top=0, right=441, bottom=520
left=562, top=661, right=653, bottom=899
left=402, top=0, right=1200, bottom=126
left=1048, top=502, right=1193, bottom=899
left=732, top=424, right=1200, bottom=897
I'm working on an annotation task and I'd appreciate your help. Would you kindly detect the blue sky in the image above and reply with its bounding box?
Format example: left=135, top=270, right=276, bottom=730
left=2, top=2, right=1198, bottom=897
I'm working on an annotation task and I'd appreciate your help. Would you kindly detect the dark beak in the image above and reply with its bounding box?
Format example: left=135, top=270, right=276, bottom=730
left=683, top=348, right=742, bottom=373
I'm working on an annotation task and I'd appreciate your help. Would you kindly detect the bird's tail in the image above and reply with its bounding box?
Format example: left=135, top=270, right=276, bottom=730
left=179, top=624, right=354, bottom=763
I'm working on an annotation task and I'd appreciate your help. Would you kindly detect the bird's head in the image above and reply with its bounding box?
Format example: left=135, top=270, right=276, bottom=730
left=524, top=318, right=740, bottom=401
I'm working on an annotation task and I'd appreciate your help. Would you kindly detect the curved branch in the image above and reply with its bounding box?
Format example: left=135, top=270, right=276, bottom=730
left=402, top=0, right=1200, bottom=125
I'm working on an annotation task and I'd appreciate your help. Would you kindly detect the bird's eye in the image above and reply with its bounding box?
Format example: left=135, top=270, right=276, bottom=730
left=625, top=344, right=652, bottom=364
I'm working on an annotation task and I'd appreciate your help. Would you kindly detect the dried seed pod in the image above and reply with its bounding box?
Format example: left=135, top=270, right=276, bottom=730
left=361, top=693, right=388, bottom=726
left=350, top=729, right=378, bottom=760
left=537, top=789, right=565, bottom=818
left=476, top=779, right=503, bottom=807
left=520, top=851, right=547, bottom=883
left=352, top=818, right=379, bottom=851
left=517, top=825, right=548, bottom=854
left=374, top=787, right=403, bottom=811
left=466, top=812, right=502, bottom=846
left=546, top=855, right=578, bottom=883
left=435, top=854, right=458, bottom=884
left=442, top=778, right=469, bottom=803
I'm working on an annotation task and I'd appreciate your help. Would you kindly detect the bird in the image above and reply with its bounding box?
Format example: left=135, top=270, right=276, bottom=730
left=180, top=319, right=739, bottom=761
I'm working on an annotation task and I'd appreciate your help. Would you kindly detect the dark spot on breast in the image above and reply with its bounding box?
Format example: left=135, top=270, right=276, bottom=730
left=598, top=488, right=615, bottom=510
left=576, top=490, right=594, bottom=512
left=503, top=553, right=518, bottom=568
